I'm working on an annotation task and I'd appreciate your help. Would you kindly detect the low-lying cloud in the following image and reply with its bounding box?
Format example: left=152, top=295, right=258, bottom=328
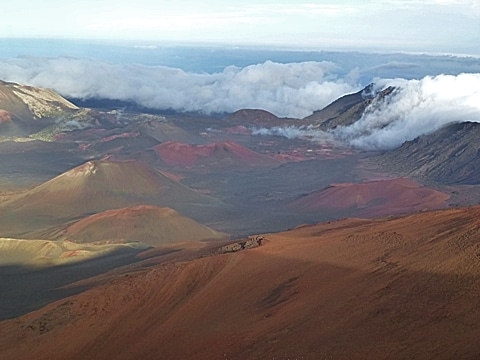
left=0, top=57, right=356, bottom=118
left=251, top=126, right=335, bottom=144
left=1, top=56, right=479, bottom=151
left=333, top=73, right=480, bottom=149
left=252, top=73, right=480, bottom=150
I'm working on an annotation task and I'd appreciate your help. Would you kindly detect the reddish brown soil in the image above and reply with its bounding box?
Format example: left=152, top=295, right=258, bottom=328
left=0, top=110, right=11, bottom=124
left=224, top=125, right=250, bottom=135
left=152, top=140, right=280, bottom=167
left=63, top=205, right=227, bottom=245
left=2, top=206, right=480, bottom=359
left=290, top=178, right=450, bottom=217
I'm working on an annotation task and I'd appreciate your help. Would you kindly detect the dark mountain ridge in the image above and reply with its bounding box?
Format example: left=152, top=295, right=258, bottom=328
left=303, top=84, right=395, bottom=129
left=378, top=121, right=480, bottom=185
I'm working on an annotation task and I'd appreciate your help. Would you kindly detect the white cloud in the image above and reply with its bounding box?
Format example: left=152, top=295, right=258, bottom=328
left=251, top=72, right=480, bottom=150
left=2, top=52, right=480, bottom=151
left=247, top=72, right=480, bottom=151
left=0, top=57, right=357, bottom=118
left=332, top=73, right=480, bottom=149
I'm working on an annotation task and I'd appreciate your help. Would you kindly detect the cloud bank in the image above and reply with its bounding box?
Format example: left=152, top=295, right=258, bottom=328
left=251, top=73, right=480, bottom=150
left=333, top=73, right=480, bottom=149
left=0, top=55, right=479, bottom=151
left=0, top=57, right=356, bottom=119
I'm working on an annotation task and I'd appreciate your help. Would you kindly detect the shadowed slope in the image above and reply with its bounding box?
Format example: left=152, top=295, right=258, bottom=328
left=0, top=238, right=145, bottom=267
left=304, top=85, right=395, bottom=129
left=379, top=121, right=480, bottom=185
left=2, top=206, right=480, bottom=359
left=0, top=159, right=225, bottom=237
left=61, top=205, right=228, bottom=245
left=0, top=245, right=146, bottom=321
left=290, top=178, right=450, bottom=217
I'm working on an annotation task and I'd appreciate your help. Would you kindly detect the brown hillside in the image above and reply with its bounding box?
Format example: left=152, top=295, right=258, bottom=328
left=1, top=206, right=480, bottom=359
left=0, top=80, right=79, bottom=136
left=62, top=205, right=227, bottom=245
left=290, top=178, right=450, bottom=217
left=0, top=159, right=224, bottom=237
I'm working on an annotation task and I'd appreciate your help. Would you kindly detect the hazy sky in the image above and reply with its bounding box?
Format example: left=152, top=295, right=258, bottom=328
left=2, top=0, right=479, bottom=54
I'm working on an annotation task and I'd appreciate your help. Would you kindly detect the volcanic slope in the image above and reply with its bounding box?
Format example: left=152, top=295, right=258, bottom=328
left=145, top=140, right=281, bottom=169
left=76, top=116, right=199, bottom=157
left=304, top=85, right=395, bottom=129
left=132, top=116, right=197, bottom=143
left=58, top=205, right=227, bottom=245
left=0, top=238, right=145, bottom=267
left=0, top=139, right=90, bottom=189
left=0, top=159, right=226, bottom=238
left=378, top=121, right=480, bottom=185
left=2, top=206, right=480, bottom=359
left=0, top=80, right=80, bottom=136
left=289, top=178, right=450, bottom=218
left=225, top=108, right=281, bottom=125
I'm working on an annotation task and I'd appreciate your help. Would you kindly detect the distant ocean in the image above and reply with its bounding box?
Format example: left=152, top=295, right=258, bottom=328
left=0, top=38, right=479, bottom=150
left=1, top=38, right=479, bottom=77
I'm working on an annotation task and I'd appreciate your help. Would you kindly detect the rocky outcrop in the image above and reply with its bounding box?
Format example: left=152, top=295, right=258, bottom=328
left=215, top=235, right=264, bottom=254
